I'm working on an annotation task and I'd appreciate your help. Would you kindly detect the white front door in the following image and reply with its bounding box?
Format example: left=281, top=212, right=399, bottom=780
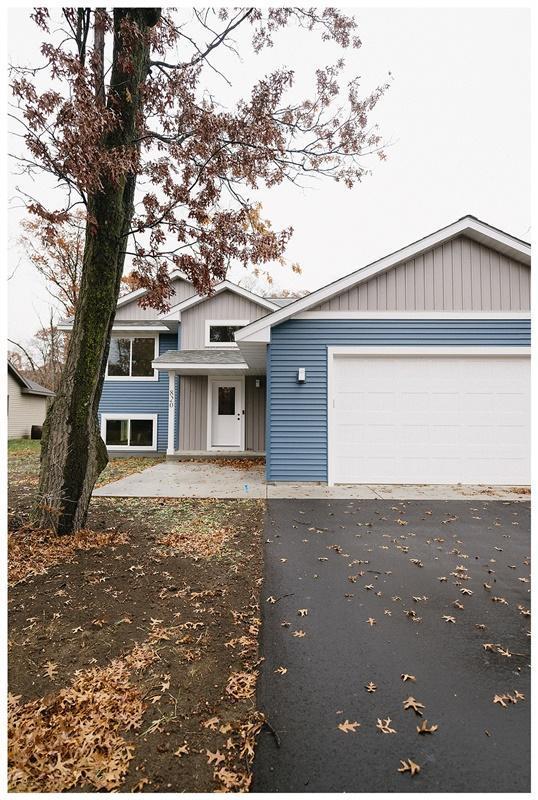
left=210, top=379, right=243, bottom=449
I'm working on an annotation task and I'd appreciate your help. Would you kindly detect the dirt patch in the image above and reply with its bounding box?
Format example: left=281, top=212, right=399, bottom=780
left=8, top=451, right=265, bottom=791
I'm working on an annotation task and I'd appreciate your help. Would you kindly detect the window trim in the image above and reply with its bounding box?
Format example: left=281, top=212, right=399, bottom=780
left=204, top=320, right=249, bottom=349
left=101, top=413, right=158, bottom=451
left=105, top=334, right=159, bottom=381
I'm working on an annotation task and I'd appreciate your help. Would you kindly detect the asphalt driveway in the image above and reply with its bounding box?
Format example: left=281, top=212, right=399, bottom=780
left=253, top=499, right=530, bottom=793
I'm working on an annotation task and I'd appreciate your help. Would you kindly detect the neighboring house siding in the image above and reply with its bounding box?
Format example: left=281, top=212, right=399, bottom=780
left=312, top=237, right=530, bottom=312
left=266, top=318, right=531, bottom=481
left=180, top=290, right=270, bottom=350
left=245, top=376, right=266, bottom=451
left=115, top=278, right=193, bottom=320
left=8, top=373, right=49, bottom=439
left=179, top=376, right=207, bottom=450
left=99, top=333, right=178, bottom=452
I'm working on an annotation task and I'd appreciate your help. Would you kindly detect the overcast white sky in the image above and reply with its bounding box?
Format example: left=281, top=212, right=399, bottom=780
left=7, top=5, right=530, bottom=347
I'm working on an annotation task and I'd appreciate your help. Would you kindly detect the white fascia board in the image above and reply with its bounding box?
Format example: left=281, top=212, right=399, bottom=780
left=236, top=216, right=531, bottom=343
left=163, top=280, right=279, bottom=319
left=151, top=361, right=247, bottom=371
left=297, top=311, right=531, bottom=320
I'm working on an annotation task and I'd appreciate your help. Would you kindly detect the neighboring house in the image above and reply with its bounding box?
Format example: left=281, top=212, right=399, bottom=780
left=59, top=215, right=531, bottom=486
left=8, top=361, right=55, bottom=439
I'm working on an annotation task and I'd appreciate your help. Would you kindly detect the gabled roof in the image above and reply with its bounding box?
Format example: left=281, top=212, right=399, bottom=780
left=115, top=269, right=192, bottom=309
left=8, top=361, right=55, bottom=397
left=163, top=279, right=280, bottom=317
left=236, top=215, right=531, bottom=344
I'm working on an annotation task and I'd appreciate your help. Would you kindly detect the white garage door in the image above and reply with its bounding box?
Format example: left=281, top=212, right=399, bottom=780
left=329, top=349, right=530, bottom=485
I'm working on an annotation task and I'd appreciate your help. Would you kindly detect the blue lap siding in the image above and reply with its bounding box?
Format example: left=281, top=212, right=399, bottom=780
left=266, top=318, right=531, bottom=481
left=99, top=332, right=179, bottom=453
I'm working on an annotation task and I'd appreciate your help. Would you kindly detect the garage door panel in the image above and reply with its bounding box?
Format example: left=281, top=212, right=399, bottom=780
left=331, top=354, right=529, bottom=485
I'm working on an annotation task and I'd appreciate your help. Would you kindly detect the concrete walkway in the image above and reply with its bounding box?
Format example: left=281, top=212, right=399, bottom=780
left=93, top=461, right=530, bottom=501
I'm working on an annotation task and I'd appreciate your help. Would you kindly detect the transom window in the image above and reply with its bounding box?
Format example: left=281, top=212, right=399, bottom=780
left=102, top=415, right=157, bottom=450
left=107, top=336, right=157, bottom=379
left=205, top=320, right=248, bottom=348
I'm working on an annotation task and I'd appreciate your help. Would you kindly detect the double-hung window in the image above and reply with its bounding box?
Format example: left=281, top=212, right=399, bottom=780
left=106, top=335, right=158, bottom=380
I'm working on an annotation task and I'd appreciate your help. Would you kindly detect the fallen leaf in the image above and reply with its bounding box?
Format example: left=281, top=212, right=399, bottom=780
left=365, top=682, right=377, bottom=693
left=292, top=630, right=306, bottom=638
left=377, top=717, right=396, bottom=734
left=398, top=758, right=421, bottom=776
left=174, top=743, right=189, bottom=758
left=297, top=609, right=308, bottom=617
left=43, top=661, right=58, bottom=679
left=367, top=617, right=376, bottom=626
left=416, top=720, right=438, bottom=734
left=206, top=749, right=225, bottom=767
left=338, top=719, right=361, bottom=733
left=403, top=696, right=425, bottom=715
left=274, top=666, right=288, bottom=675
left=401, top=674, right=416, bottom=682
left=202, top=716, right=220, bottom=730
left=442, top=615, right=456, bottom=624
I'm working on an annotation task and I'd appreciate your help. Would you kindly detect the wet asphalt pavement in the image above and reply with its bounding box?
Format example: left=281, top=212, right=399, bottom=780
left=253, top=499, right=531, bottom=793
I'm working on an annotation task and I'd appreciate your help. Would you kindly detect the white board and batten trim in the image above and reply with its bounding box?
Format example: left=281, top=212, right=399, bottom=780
left=206, top=375, right=245, bottom=452
left=327, top=346, right=530, bottom=486
left=204, top=319, right=250, bottom=348
left=167, top=371, right=177, bottom=455
left=100, top=413, right=158, bottom=451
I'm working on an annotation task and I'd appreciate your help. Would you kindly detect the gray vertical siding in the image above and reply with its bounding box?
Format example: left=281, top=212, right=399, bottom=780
left=114, top=278, right=194, bottom=320
left=99, top=333, right=177, bottom=452
left=267, top=318, right=531, bottom=481
left=180, top=291, right=270, bottom=350
left=312, top=237, right=530, bottom=311
left=245, top=376, right=266, bottom=451
left=179, top=375, right=208, bottom=450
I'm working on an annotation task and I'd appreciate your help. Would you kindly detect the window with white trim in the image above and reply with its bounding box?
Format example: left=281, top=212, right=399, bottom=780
left=106, top=335, right=158, bottom=379
left=101, top=414, right=157, bottom=450
left=205, top=320, right=248, bottom=348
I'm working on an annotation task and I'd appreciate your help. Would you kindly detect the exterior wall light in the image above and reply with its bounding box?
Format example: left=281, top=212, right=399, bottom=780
left=297, top=368, right=306, bottom=383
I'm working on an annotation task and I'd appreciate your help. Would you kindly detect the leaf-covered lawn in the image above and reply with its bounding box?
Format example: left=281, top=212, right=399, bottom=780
left=7, top=437, right=164, bottom=489
left=8, top=442, right=265, bottom=792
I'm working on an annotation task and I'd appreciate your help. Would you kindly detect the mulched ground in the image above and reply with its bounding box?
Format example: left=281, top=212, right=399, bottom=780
left=8, top=442, right=265, bottom=792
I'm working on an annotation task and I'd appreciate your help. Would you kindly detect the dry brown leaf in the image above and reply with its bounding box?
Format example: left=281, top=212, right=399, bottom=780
left=403, top=697, right=425, bottom=715
left=367, top=617, right=376, bottom=626
left=174, top=743, right=189, bottom=758
left=398, top=758, right=421, bottom=776
left=43, top=661, right=58, bottom=679
left=365, top=682, right=377, bottom=693
left=416, top=720, right=438, bottom=734
left=206, top=749, right=226, bottom=767
left=376, top=717, right=396, bottom=734
left=338, top=719, right=361, bottom=733
left=292, top=630, right=306, bottom=638
left=401, top=673, right=416, bottom=682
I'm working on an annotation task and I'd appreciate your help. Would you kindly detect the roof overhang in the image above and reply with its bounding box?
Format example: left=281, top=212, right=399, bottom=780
left=58, top=322, right=177, bottom=333
left=236, top=215, right=531, bottom=346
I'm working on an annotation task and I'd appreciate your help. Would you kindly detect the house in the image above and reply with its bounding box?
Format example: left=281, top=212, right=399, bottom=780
left=8, top=361, right=55, bottom=439
left=59, top=215, right=531, bottom=485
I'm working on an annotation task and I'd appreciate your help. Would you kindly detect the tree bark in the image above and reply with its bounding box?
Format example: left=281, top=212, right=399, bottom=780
left=36, top=8, right=161, bottom=535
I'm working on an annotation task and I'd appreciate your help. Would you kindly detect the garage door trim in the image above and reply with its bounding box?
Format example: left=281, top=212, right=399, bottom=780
left=327, top=345, right=531, bottom=486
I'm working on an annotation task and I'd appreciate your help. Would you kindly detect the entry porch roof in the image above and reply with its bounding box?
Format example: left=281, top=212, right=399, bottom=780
left=152, top=349, right=256, bottom=375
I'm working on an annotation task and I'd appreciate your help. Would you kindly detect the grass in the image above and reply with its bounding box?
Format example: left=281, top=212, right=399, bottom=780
left=7, top=437, right=164, bottom=487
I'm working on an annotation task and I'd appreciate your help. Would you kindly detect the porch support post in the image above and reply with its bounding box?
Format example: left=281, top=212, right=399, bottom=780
left=167, top=371, right=176, bottom=455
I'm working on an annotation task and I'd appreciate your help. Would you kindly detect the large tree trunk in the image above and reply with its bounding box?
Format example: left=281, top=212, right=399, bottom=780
left=36, top=8, right=161, bottom=535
